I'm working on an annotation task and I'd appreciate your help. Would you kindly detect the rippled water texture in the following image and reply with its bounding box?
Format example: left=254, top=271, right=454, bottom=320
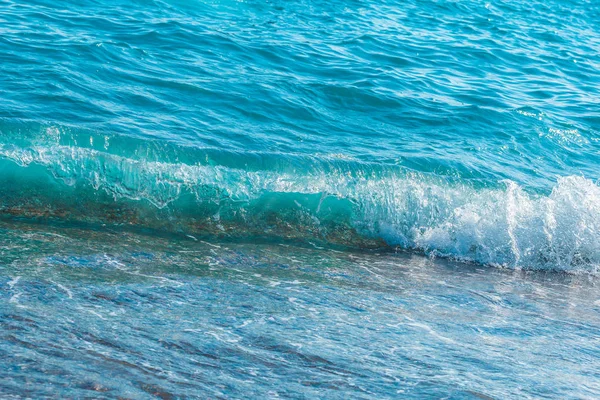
left=1, top=0, right=600, bottom=398
left=0, top=0, right=599, bottom=271
left=2, top=221, right=600, bottom=399
left=2, top=0, right=599, bottom=181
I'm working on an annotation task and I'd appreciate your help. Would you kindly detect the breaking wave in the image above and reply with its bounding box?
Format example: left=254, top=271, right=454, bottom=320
left=0, top=130, right=599, bottom=273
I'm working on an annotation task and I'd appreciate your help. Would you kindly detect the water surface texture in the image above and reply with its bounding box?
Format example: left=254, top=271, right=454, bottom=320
left=1, top=0, right=600, bottom=398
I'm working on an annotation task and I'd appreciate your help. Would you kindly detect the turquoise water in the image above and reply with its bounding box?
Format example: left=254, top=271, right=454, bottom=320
left=1, top=0, right=600, bottom=397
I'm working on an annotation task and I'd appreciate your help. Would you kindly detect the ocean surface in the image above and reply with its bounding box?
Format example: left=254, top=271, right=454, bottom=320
left=1, top=0, right=599, bottom=398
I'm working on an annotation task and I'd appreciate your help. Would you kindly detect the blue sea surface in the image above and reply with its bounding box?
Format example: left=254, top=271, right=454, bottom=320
left=1, top=0, right=600, bottom=398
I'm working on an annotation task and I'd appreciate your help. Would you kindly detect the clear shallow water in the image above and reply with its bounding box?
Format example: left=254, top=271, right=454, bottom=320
left=1, top=221, right=600, bottom=399
left=1, top=0, right=600, bottom=397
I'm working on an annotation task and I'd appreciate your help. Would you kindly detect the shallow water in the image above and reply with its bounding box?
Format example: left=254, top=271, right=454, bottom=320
left=1, top=0, right=600, bottom=397
left=1, top=221, right=600, bottom=399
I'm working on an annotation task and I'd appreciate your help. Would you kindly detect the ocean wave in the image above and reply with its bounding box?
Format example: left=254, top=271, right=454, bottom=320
left=0, top=138, right=598, bottom=273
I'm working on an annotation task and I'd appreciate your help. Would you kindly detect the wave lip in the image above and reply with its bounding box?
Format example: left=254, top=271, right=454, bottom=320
left=0, top=140, right=599, bottom=273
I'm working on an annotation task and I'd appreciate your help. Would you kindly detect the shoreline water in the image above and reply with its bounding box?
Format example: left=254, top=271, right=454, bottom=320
left=1, top=218, right=599, bottom=398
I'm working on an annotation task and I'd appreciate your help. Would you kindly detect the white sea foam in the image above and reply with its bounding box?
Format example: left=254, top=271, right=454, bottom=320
left=356, top=175, right=600, bottom=273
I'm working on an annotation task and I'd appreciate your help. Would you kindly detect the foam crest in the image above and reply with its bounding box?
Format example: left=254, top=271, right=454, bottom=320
left=358, top=176, right=600, bottom=273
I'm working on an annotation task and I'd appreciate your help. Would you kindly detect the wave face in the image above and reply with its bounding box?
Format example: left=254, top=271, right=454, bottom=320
left=1, top=0, right=600, bottom=273
left=0, top=126, right=599, bottom=273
